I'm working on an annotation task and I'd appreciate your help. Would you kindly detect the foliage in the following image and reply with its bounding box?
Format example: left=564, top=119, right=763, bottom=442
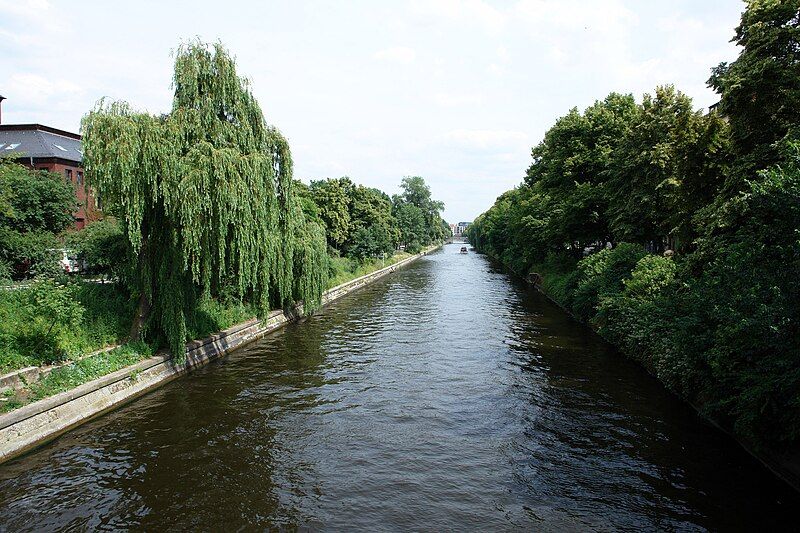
left=0, top=161, right=77, bottom=278
left=526, top=92, right=638, bottom=252
left=0, top=279, right=82, bottom=367
left=468, top=1, right=800, bottom=447
left=393, top=201, right=426, bottom=252
left=82, top=41, right=327, bottom=358
left=65, top=219, right=128, bottom=279
left=571, top=243, right=646, bottom=321
left=310, top=177, right=353, bottom=248
left=394, top=176, right=449, bottom=245
left=0, top=161, right=76, bottom=234
left=1, top=341, right=155, bottom=414
left=348, top=225, right=394, bottom=262
left=708, top=0, right=800, bottom=183
left=308, top=175, right=444, bottom=260
left=326, top=250, right=413, bottom=289
left=0, top=229, right=61, bottom=278
left=0, top=280, right=134, bottom=371
left=607, top=86, right=730, bottom=251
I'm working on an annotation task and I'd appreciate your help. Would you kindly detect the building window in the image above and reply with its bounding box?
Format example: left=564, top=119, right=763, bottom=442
left=65, top=169, right=73, bottom=183
left=76, top=171, right=83, bottom=185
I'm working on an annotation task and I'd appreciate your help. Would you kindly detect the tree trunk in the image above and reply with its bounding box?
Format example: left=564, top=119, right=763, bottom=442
left=129, top=291, right=151, bottom=341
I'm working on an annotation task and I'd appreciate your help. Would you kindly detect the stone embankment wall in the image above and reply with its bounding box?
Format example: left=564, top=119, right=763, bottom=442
left=0, top=247, right=438, bottom=464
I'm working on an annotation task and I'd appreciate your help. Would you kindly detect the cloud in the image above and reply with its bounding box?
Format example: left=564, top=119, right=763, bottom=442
left=443, top=129, right=528, bottom=150
left=0, top=0, right=52, bottom=18
left=373, top=46, right=416, bottom=64
left=433, top=92, right=482, bottom=106
left=0, top=0, right=59, bottom=33
left=410, top=0, right=505, bottom=34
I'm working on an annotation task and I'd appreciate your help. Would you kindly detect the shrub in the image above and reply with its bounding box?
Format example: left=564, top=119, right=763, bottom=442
left=0, top=278, right=83, bottom=366
left=571, top=243, right=646, bottom=320
left=65, top=219, right=128, bottom=279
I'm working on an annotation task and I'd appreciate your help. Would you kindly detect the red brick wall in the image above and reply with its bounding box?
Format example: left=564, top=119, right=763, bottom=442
left=33, top=162, right=99, bottom=230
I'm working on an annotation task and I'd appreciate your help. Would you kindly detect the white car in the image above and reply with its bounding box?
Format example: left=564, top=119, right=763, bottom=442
left=56, top=249, right=83, bottom=274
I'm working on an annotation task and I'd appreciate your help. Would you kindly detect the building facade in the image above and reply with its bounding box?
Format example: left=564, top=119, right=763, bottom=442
left=0, top=123, right=96, bottom=229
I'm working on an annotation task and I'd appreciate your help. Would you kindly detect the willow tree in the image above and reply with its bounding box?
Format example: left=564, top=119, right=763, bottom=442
left=82, top=42, right=328, bottom=358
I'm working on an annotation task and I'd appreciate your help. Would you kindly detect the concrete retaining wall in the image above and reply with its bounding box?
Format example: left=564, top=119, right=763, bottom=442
left=0, top=247, right=437, bottom=464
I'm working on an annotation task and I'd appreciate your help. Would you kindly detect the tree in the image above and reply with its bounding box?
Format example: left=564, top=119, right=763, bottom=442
left=393, top=202, right=426, bottom=252
left=82, top=42, right=326, bottom=357
left=348, top=225, right=394, bottom=261
left=0, top=161, right=76, bottom=234
left=309, top=177, right=353, bottom=249
left=607, top=85, right=728, bottom=251
left=346, top=185, right=397, bottom=257
left=394, top=176, right=446, bottom=246
left=708, top=0, right=800, bottom=184
left=526, top=93, right=638, bottom=252
left=0, top=161, right=76, bottom=278
left=65, top=219, right=128, bottom=280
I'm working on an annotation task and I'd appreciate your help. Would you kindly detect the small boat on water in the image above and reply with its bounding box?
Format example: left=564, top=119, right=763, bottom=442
left=460, top=246, right=468, bottom=254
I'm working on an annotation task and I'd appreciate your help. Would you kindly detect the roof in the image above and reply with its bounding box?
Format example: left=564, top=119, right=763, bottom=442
left=0, top=124, right=82, bottom=164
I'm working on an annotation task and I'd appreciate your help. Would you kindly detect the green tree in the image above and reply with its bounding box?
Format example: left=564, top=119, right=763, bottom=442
left=65, top=219, right=128, bottom=280
left=526, top=93, right=638, bottom=253
left=348, top=225, right=394, bottom=261
left=393, top=202, right=426, bottom=252
left=394, top=176, right=446, bottom=246
left=310, top=177, right=354, bottom=249
left=0, top=162, right=76, bottom=234
left=607, top=85, right=728, bottom=251
left=708, top=0, right=800, bottom=184
left=82, top=42, right=326, bottom=357
left=346, top=185, right=397, bottom=257
left=0, top=161, right=76, bottom=278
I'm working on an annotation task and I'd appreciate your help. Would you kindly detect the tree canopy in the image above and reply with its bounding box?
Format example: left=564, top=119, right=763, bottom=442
left=0, top=161, right=77, bottom=278
left=468, top=0, right=800, bottom=447
left=708, top=0, right=800, bottom=183
left=82, top=42, right=328, bottom=357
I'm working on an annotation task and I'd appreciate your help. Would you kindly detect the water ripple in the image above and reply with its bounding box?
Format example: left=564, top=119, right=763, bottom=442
left=0, top=245, right=797, bottom=531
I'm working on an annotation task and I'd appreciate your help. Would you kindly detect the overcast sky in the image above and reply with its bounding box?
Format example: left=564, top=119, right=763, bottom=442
left=0, top=0, right=744, bottom=222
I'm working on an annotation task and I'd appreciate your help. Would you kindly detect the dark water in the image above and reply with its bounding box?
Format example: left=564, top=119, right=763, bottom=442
left=0, top=245, right=797, bottom=531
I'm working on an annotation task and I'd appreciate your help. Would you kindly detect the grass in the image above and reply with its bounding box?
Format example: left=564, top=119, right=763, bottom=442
left=187, top=298, right=260, bottom=341
left=327, top=251, right=414, bottom=289
left=0, top=280, right=134, bottom=374
left=0, top=341, right=154, bottom=414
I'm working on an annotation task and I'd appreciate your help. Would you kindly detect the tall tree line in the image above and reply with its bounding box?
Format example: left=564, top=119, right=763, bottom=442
left=468, top=0, right=800, bottom=447
left=302, top=175, right=449, bottom=260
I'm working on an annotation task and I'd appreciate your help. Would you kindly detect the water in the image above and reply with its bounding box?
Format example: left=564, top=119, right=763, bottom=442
left=0, top=245, right=797, bottom=531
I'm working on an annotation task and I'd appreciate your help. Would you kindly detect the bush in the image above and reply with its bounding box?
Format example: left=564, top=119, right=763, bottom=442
left=65, top=219, right=128, bottom=278
left=0, top=228, right=61, bottom=279
left=0, top=278, right=83, bottom=367
left=571, top=243, right=647, bottom=320
left=0, top=280, right=135, bottom=372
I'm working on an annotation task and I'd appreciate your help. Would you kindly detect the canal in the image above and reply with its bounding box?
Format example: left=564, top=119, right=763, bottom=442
left=0, top=245, right=797, bottom=530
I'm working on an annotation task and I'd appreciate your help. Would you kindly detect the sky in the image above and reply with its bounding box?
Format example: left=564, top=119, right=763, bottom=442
left=0, top=0, right=745, bottom=223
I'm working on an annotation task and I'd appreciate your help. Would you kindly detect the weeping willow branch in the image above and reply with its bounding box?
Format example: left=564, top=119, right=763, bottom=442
left=82, top=41, right=328, bottom=360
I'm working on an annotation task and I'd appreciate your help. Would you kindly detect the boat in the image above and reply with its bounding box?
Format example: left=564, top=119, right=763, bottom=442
left=460, top=246, right=468, bottom=254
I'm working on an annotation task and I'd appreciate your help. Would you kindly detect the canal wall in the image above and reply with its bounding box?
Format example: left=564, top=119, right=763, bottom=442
left=0, top=246, right=440, bottom=464
left=479, top=250, right=800, bottom=493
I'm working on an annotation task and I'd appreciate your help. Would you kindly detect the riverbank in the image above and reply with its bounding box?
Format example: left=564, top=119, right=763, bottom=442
left=478, top=249, right=800, bottom=493
left=0, top=245, right=440, bottom=463
left=3, top=243, right=797, bottom=530
left=0, top=250, right=422, bottom=407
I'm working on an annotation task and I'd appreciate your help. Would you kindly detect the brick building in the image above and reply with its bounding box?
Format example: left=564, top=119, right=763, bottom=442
left=0, top=123, right=97, bottom=229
